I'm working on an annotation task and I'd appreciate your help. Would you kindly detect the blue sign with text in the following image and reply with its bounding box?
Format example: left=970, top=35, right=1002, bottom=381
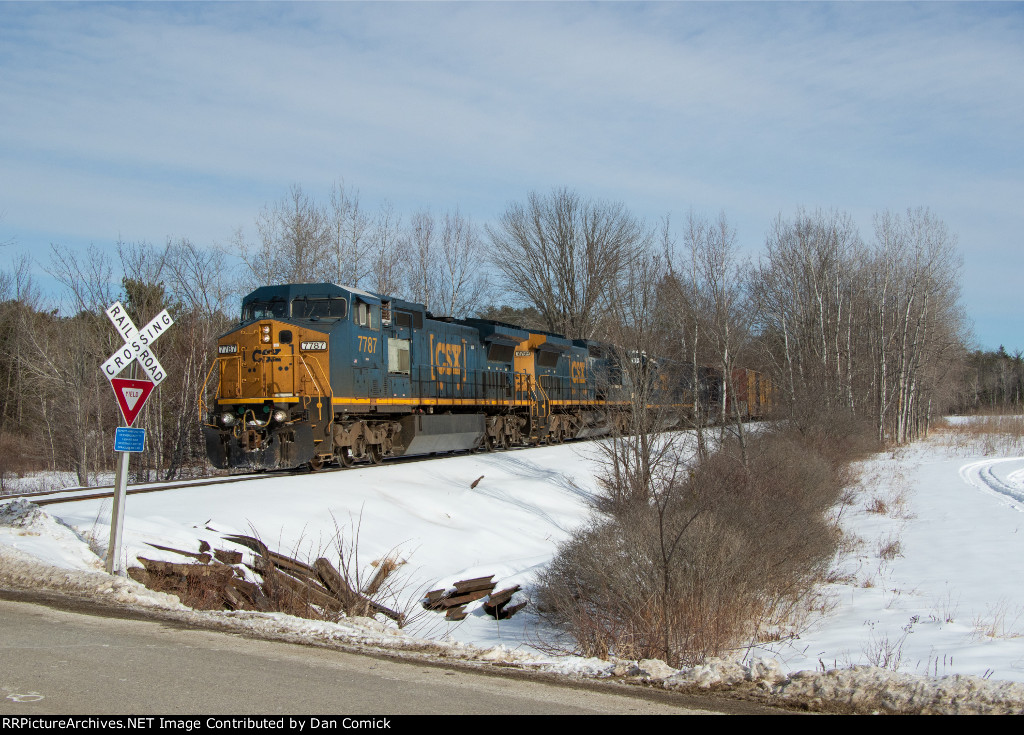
left=114, top=426, right=146, bottom=453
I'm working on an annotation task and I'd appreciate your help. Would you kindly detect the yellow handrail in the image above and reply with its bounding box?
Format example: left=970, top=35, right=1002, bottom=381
left=199, top=357, right=227, bottom=425
left=297, top=353, right=332, bottom=424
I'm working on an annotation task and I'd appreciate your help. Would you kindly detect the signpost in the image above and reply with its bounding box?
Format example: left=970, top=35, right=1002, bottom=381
left=101, top=301, right=172, bottom=575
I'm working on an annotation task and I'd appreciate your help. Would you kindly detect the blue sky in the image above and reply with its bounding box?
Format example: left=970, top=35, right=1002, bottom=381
left=1, top=2, right=1021, bottom=350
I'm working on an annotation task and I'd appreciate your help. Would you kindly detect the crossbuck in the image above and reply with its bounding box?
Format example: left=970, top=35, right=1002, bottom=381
left=100, top=301, right=174, bottom=386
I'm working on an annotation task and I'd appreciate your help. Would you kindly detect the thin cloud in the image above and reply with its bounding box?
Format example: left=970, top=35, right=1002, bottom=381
left=0, top=2, right=1020, bottom=348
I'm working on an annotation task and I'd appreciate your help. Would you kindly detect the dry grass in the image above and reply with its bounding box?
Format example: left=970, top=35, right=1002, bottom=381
left=970, top=599, right=1024, bottom=640
left=935, top=414, right=1024, bottom=456
left=866, top=497, right=888, bottom=514
left=877, top=535, right=903, bottom=561
left=864, top=628, right=908, bottom=671
left=931, top=588, right=960, bottom=624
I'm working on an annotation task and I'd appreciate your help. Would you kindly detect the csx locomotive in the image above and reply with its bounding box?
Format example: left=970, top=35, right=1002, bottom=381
left=202, top=283, right=770, bottom=470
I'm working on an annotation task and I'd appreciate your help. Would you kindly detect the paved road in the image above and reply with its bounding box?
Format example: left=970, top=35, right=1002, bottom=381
left=0, top=593, right=775, bottom=715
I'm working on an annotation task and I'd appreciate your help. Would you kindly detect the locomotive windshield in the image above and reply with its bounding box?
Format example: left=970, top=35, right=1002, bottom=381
left=242, top=299, right=288, bottom=321
left=292, top=296, right=348, bottom=320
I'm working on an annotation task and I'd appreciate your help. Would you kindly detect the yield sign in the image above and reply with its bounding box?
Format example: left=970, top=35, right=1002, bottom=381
left=110, top=378, right=155, bottom=427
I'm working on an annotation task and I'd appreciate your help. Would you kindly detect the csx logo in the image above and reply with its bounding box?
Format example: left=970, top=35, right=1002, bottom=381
left=252, top=348, right=282, bottom=363
left=571, top=360, right=586, bottom=384
left=430, top=335, right=465, bottom=382
left=435, top=343, right=463, bottom=376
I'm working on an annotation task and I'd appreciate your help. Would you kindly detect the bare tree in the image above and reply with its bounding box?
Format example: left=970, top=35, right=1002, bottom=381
left=0, top=253, right=41, bottom=436
left=406, top=209, right=438, bottom=310
left=871, top=208, right=964, bottom=442
left=435, top=209, right=488, bottom=317
left=406, top=208, right=488, bottom=316
left=753, top=206, right=966, bottom=444
left=367, top=201, right=405, bottom=296
left=238, top=184, right=332, bottom=287
left=330, top=180, right=371, bottom=288
left=754, top=208, right=863, bottom=415
left=487, top=188, right=651, bottom=340
left=676, top=211, right=752, bottom=464
left=18, top=245, right=123, bottom=484
left=165, top=237, right=235, bottom=319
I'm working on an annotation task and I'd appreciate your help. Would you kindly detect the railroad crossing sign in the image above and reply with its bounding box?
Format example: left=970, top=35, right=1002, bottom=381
left=100, top=301, right=173, bottom=386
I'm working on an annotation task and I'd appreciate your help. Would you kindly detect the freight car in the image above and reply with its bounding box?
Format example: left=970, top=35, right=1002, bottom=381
left=201, top=283, right=768, bottom=470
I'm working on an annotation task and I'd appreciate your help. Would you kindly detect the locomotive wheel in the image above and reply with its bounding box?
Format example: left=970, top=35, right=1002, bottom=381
left=368, top=444, right=384, bottom=465
left=483, top=434, right=496, bottom=452
left=308, top=456, right=325, bottom=471
left=338, top=447, right=354, bottom=468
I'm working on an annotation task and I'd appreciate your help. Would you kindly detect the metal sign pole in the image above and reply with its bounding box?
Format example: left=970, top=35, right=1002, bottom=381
left=105, top=446, right=130, bottom=575
left=106, top=360, right=135, bottom=576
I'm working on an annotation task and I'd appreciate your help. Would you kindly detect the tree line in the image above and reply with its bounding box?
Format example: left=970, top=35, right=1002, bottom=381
left=0, top=184, right=976, bottom=489
left=955, top=346, right=1024, bottom=412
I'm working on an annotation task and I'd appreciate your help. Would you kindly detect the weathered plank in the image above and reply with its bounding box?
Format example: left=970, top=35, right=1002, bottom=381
left=452, top=575, right=495, bottom=594
left=445, top=605, right=469, bottom=621
left=314, top=558, right=365, bottom=610
left=144, top=542, right=212, bottom=564
left=362, top=556, right=401, bottom=597
left=137, top=557, right=233, bottom=578
left=228, top=576, right=273, bottom=612
left=264, top=565, right=343, bottom=611
left=314, top=557, right=405, bottom=624
left=214, top=548, right=243, bottom=565
left=224, top=534, right=318, bottom=579
left=483, top=586, right=524, bottom=619
left=439, top=588, right=492, bottom=608
left=423, top=589, right=447, bottom=609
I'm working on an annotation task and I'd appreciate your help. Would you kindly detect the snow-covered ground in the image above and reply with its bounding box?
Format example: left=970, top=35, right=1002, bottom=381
left=5, top=423, right=1024, bottom=713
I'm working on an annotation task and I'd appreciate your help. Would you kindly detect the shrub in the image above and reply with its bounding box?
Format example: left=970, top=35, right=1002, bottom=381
left=536, top=410, right=871, bottom=667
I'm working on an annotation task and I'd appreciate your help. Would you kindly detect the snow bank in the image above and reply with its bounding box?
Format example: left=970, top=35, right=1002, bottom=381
left=6, top=429, right=1024, bottom=713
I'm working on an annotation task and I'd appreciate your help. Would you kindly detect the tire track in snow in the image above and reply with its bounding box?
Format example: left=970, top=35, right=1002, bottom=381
left=959, top=457, right=1024, bottom=509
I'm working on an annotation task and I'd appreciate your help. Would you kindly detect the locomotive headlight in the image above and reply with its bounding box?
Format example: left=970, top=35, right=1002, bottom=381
left=219, top=412, right=237, bottom=427
left=271, top=409, right=288, bottom=423
left=261, top=325, right=271, bottom=343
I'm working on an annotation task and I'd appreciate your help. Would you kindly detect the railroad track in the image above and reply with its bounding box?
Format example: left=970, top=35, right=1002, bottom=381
left=1, top=444, right=545, bottom=507
left=2, top=471, right=281, bottom=507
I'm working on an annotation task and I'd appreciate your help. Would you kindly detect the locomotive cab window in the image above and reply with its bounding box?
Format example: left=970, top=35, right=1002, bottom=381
left=292, top=297, right=347, bottom=321
left=243, top=299, right=288, bottom=321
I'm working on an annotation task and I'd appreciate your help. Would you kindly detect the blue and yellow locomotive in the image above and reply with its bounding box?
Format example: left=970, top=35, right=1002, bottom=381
left=202, top=283, right=619, bottom=470
left=201, top=283, right=771, bottom=470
